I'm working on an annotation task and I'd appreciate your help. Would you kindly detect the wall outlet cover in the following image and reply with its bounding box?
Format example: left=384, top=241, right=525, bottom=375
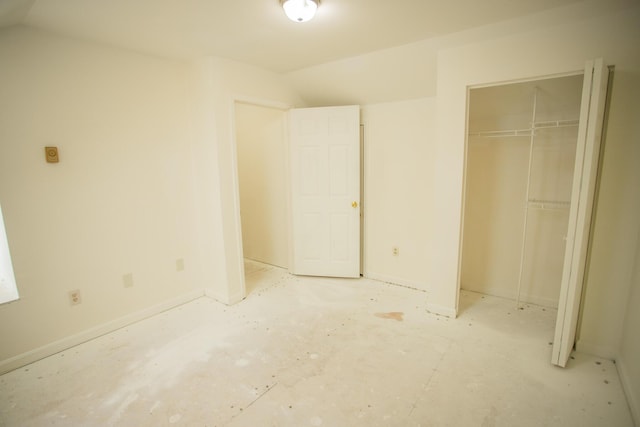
left=123, top=273, right=134, bottom=288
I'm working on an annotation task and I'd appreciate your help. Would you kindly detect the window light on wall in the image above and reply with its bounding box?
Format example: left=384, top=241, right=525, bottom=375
left=0, top=203, right=19, bottom=304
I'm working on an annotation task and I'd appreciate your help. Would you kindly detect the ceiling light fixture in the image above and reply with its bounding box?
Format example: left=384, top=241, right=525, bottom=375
left=281, top=0, right=319, bottom=23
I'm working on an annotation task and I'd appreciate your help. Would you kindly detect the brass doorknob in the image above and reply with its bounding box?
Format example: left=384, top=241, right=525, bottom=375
left=352, top=201, right=358, bottom=208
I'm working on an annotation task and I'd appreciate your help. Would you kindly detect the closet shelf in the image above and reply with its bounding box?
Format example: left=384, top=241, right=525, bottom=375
left=469, top=119, right=579, bottom=138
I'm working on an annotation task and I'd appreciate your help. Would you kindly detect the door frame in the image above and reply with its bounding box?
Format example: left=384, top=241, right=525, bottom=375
left=360, top=124, right=365, bottom=277
left=456, top=67, right=601, bottom=360
left=457, top=69, right=584, bottom=309
left=230, top=100, right=366, bottom=296
left=230, top=95, right=292, bottom=299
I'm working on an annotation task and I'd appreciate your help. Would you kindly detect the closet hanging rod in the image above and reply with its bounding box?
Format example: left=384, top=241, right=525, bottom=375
left=527, top=198, right=571, bottom=211
left=527, top=201, right=571, bottom=211
left=533, top=119, right=580, bottom=129
left=468, top=129, right=532, bottom=138
left=528, top=204, right=569, bottom=211
left=468, top=119, right=579, bottom=138
left=528, top=198, right=570, bottom=205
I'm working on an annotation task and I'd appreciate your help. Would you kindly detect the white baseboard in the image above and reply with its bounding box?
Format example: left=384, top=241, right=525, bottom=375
left=227, top=291, right=245, bottom=305
left=0, top=289, right=205, bottom=375
left=365, top=271, right=427, bottom=292
left=364, top=272, right=456, bottom=318
left=575, top=339, right=617, bottom=360
left=616, top=357, right=639, bottom=427
left=204, top=288, right=226, bottom=303
left=519, top=295, right=558, bottom=309
left=460, top=286, right=558, bottom=309
left=204, top=288, right=244, bottom=305
left=425, top=302, right=457, bottom=318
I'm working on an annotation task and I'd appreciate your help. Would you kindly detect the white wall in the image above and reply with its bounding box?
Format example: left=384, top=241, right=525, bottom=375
left=0, top=26, right=302, bottom=370
left=287, top=39, right=438, bottom=106
left=285, top=1, right=634, bottom=107
left=190, top=57, right=302, bottom=304
left=0, top=26, right=202, bottom=367
left=361, top=98, right=436, bottom=291
left=576, top=54, right=640, bottom=358
left=235, top=102, right=288, bottom=268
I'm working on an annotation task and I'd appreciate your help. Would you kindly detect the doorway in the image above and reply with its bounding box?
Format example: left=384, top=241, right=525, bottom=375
left=233, top=103, right=363, bottom=296
left=234, top=101, right=289, bottom=293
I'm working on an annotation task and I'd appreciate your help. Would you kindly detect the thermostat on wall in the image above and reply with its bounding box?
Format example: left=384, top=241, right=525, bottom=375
left=45, top=146, right=59, bottom=163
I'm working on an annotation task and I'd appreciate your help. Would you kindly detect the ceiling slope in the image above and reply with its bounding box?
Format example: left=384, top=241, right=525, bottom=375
left=7, top=0, right=590, bottom=72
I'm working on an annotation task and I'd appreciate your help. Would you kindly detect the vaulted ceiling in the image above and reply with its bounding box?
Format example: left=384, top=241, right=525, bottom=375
left=1, top=0, right=589, bottom=73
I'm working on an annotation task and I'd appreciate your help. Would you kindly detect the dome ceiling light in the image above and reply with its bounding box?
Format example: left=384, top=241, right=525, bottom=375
left=281, top=0, right=319, bottom=23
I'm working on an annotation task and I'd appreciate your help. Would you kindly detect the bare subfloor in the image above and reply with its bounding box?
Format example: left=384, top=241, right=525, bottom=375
left=0, top=260, right=634, bottom=426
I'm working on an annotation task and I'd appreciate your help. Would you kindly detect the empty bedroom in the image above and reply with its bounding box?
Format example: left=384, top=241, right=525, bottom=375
left=1, top=0, right=639, bottom=425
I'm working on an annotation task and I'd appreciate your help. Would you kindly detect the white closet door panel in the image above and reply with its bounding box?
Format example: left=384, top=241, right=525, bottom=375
left=552, top=59, right=609, bottom=367
left=289, top=106, right=360, bottom=278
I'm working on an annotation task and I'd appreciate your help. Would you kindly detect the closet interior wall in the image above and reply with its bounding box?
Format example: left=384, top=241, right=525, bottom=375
left=461, top=75, right=584, bottom=308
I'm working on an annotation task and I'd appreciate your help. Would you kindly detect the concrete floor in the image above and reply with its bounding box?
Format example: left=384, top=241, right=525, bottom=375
left=0, top=260, right=634, bottom=426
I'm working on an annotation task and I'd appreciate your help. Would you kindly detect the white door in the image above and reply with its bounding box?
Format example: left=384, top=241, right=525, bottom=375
left=552, top=59, right=610, bottom=367
left=289, top=105, right=360, bottom=278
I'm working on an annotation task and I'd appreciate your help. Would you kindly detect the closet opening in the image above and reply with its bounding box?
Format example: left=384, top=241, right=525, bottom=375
left=459, top=73, right=584, bottom=320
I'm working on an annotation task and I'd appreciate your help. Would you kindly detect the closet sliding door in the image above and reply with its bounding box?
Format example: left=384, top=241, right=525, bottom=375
left=552, top=59, right=610, bottom=367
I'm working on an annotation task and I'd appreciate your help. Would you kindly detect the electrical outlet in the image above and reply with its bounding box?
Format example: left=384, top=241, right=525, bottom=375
left=176, top=258, right=185, bottom=272
left=123, top=273, right=134, bottom=288
left=69, top=289, right=81, bottom=305
left=392, top=246, right=399, bottom=256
